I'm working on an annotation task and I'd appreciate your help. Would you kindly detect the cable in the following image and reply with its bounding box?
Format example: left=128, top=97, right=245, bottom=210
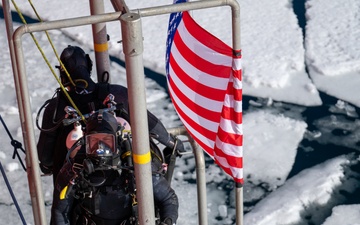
left=0, top=161, right=27, bottom=225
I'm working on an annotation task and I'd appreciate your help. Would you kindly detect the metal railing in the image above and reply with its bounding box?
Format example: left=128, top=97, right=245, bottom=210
left=4, top=0, right=241, bottom=224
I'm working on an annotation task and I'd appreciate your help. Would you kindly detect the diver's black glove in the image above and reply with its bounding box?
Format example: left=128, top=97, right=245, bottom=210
left=173, top=136, right=185, bottom=156
left=160, top=218, right=173, bottom=225
left=168, top=134, right=185, bottom=156
left=39, top=163, right=53, bottom=175
left=163, top=135, right=185, bottom=165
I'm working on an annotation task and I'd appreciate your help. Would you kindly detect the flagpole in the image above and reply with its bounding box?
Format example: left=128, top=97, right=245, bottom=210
left=235, top=183, right=244, bottom=225
left=229, top=1, right=243, bottom=225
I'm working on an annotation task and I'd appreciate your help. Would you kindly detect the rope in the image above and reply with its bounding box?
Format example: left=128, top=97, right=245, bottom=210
left=11, top=0, right=86, bottom=122
left=27, top=0, right=75, bottom=87
left=0, top=115, right=26, bottom=171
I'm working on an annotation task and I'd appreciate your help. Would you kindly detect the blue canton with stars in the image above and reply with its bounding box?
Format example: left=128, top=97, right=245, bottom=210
left=165, top=0, right=187, bottom=78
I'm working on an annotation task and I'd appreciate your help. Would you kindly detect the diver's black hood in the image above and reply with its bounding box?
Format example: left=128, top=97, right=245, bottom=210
left=59, top=45, right=95, bottom=92
left=86, top=111, right=119, bottom=135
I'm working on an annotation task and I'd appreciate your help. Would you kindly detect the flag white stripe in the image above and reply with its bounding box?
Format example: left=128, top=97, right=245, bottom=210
left=223, top=95, right=243, bottom=113
left=233, top=77, right=242, bottom=90
left=232, top=58, right=242, bottom=70
left=215, top=136, right=243, bottom=157
left=230, top=168, right=243, bottom=180
left=219, top=118, right=243, bottom=135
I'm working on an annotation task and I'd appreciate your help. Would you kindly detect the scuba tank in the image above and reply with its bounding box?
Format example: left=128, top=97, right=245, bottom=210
left=66, top=121, right=83, bottom=158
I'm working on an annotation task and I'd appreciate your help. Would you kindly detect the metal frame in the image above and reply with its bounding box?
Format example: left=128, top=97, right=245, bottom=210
left=120, top=12, right=156, bottom=224
left=5, top=0, right=241, bottom=224
left=89, top=0, right=112, bottom=83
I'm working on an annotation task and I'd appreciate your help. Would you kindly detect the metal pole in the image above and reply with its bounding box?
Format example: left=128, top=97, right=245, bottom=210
left=13, top=28, right=48, bottom=225
left=236, top=184, right=244, bottom=225
left=229, top=3, right=243, bottom=225
left=11, top=1, right=239, bottom=34
left=3, top=1, right=47, bottom=224
left=2, top=0, right=19, bottom=83
left=2, top=0, right=24, bottom=120
left=111, top=0, right=130, bottom=13
left=120, top=12, right=155, bottom=225
left=167, top=127, right=208, bottom=225
left=189, top=138, right=208, bottom=225
left=89, top=0, right=111, bottom=83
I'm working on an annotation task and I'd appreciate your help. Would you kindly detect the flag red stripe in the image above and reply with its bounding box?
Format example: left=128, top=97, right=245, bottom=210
left=214, top=149, right=243, bottom=168
left=233, top=68, right=242, bottom=80
left=226, top=82, right=243, bottom=102
left=217, top=128, right=243, bottom=146
left=183, top=12, right=232, bottom=57
left=221, top=106, right=242, bottom=124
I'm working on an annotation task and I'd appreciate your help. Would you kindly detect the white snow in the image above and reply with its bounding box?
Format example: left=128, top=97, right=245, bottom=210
left=322, top=205, right=360, bottom=225
left=244, top=110, right=307, bottom=188
left=244, top=155, right=358, bottom=225
left=305, top=0, right=360, bottom=107
left=0, top=0, right=360, bottom=225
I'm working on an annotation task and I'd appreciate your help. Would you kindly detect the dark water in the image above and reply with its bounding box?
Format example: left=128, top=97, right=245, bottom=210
left=289, top=94, right=360, bottom=177
left=0, top=6, right=38, bottom=23
left=290, top=0, right=360, bottom=178
left=293, top=0, right=307, bottom=36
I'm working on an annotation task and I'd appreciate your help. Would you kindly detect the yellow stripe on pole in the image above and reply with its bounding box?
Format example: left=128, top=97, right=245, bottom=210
left=94, top=42, right=109, bottom=52
left=133, top=151, right=151, bottom=164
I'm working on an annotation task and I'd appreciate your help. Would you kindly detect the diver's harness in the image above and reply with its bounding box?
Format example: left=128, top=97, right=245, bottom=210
left=35, top=82, right=116, bottom=133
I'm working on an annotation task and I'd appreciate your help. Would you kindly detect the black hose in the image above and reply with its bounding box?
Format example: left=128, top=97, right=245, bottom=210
left=35, top=98, right=64, bottom=132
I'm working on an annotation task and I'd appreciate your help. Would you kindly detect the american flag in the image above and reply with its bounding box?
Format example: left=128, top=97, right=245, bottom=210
left=165, top=0, right=243, bottom=184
